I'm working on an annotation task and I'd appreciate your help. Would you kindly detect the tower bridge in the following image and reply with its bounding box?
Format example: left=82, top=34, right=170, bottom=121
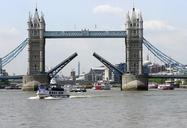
left=0, top=7, right=186, bottom=91
left=21, top=7, right=146, bottom=91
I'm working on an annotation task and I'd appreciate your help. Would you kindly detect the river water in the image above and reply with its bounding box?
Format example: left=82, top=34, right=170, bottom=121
left=0, top=88, right=187, bottom=128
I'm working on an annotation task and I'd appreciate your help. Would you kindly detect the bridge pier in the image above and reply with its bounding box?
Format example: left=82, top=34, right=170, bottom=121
left=122, top=74, right=148, bottom=91
left=22, top=74, right=49, bottom=91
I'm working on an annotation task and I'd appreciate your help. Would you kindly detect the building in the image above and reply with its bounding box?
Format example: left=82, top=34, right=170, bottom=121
left=85, top=66, right=105, bottom=83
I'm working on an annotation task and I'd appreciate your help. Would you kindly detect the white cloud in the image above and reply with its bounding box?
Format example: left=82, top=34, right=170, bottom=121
left=144, top=20, right=175, bottom=31
left=144, top=28, right=187, bottom=65
left=0, top=27, right=20, bottom=36
left=93, top=4, right=124, bottom=15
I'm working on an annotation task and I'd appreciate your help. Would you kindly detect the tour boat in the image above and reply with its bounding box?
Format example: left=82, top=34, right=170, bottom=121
left=158, top=84, right=174, bottom=90
left=36, top=84, right=70, bottom=99
left=158, top=79, right=174, bottom=90
left=93, top=81, right=111, bottom=90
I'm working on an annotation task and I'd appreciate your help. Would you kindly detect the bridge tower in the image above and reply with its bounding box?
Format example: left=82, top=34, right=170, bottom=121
left=122, top=7, right=148, bottom=90
left=22, top=8, right=49, bottom=91
left=28, top=8, right=45, bottom=74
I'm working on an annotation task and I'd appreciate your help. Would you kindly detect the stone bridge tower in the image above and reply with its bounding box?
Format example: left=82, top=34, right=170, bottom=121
left=122, top=8, right=148, bottom=90
left=126, top=8, right=143, bottom=75
left=28, top=8, right=45, bottom=74
left=22, top=8, right=49, bottom=91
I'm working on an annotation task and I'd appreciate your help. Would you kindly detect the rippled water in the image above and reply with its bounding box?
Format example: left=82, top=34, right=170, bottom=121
left=0, top=88, right=187, bottom=128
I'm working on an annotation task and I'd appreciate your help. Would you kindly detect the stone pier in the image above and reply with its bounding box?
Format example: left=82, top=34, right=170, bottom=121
left=122, top=74, right=148, bottom=91
left=22, top=74, right=49, bottom=91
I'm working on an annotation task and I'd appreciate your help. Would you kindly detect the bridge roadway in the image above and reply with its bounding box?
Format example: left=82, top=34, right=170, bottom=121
left=44, top=30, right=126, bottom=38
left=1, top=74, right=187, bottom=80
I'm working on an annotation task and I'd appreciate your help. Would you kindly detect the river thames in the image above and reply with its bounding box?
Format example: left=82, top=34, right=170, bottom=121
left=0, top=88, right=187, bottom=128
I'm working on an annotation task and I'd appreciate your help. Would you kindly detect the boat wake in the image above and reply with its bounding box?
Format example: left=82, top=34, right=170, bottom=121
left=69, top=95, right=92, bottom=99
left=28, top=96, right=40, bottom=100
left=28, top=96, right=64, bottom=100
left=28, top=95, right=110, bottom=100
left=69, top=95, right=109, bottom=99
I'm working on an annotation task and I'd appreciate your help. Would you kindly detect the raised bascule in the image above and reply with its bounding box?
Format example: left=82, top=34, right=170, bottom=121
left=1, top=7, right=186, bottom=91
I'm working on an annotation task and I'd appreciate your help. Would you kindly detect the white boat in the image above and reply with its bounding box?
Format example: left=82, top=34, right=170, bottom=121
left=70, top=86, right=87, bottom=92
left=158, top=79, right=174, bottom=90
left=36, top=84, right=70, bottom=99
left=158, top=84, right=174, bottom=90
left=36, top=85, right=49, bottom=99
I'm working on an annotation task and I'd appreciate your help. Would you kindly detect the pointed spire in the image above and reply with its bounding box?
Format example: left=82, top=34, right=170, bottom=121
left=40, top=11, right=45, bottom=23
left=133, top=0, right=135, bottom=11
left=28, top=12, right=32, bottom=22
left=131, top=8, right=136, bottom=21
left=33, top=7, right=40, bottom=22
left=126, top=11, right=131, bottom=22
left=139, top=12, right=143, bottom=21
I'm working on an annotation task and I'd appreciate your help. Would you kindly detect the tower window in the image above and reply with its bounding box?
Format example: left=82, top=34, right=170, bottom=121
left=34, top=64, right=37, bottom=70
left=133, top=30, right=136, bottom=34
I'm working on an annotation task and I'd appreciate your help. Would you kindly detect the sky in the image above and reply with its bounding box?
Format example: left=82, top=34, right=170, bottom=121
left=0, top=0, right=187, bottom=76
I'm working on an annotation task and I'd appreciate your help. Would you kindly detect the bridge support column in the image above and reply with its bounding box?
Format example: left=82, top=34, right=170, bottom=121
left=22, top=74, right=49, bottom=91
left=122, top=74, right=148, bottom=91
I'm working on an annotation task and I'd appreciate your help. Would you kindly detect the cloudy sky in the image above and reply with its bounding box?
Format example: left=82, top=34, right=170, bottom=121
left=0, top=0, right=186, bottom=76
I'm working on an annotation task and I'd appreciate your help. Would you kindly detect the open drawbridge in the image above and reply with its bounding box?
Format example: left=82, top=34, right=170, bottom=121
left=47, top=52, right=78, bottom=80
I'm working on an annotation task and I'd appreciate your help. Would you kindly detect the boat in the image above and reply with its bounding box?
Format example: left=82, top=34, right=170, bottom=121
left=93, top=81, right=111, bottom=90
left=70, top=86, right=86, bottom=92
left=36, top=84, right=70, bottom=99
left=158, top=84, right=174, bottom=90
left=148, top=83, right=158, bottom=89
left=158, top=79, right=174, bottom=90
left=5, top=84, right=21, bottom=90
left=48, top=85, right=70, bottom=98
left=36, top=85, right=49, bottom=99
